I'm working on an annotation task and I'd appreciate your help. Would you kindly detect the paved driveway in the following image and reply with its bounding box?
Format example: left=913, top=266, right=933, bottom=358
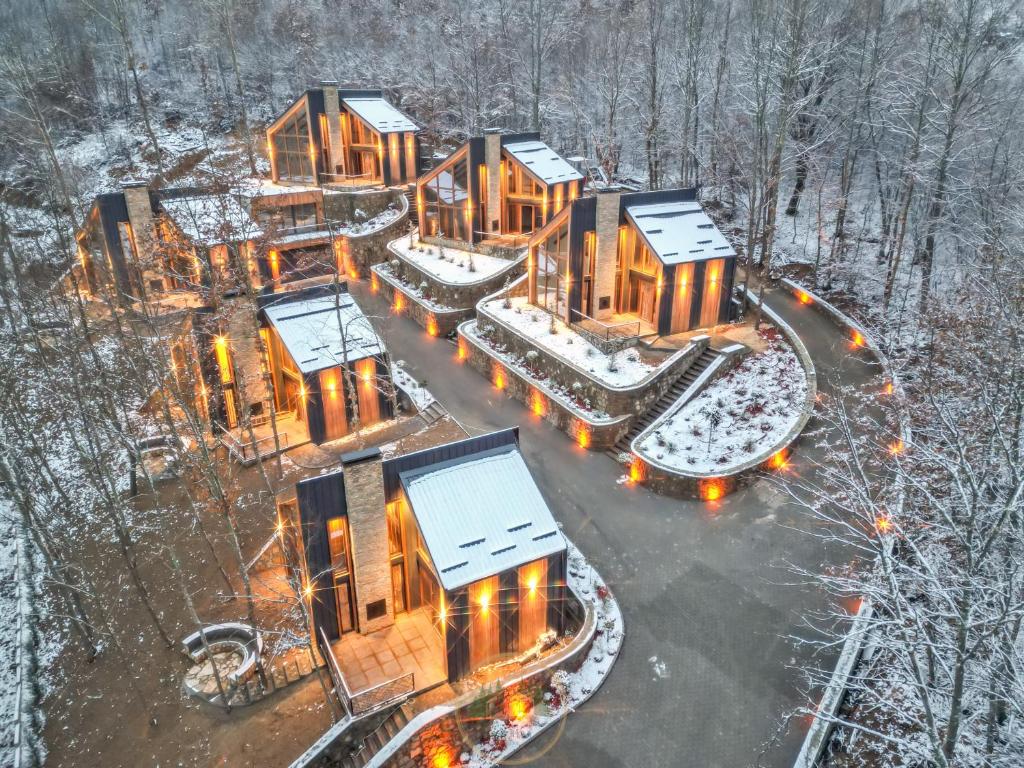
left=350, top=281, right=882, bottom=768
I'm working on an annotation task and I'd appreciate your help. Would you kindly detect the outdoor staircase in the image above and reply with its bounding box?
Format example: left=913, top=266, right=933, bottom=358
left=607, top=347, right=722, bottom=459
left=338, top=702, right=413, bottom=768
left=418, top=400, right=447, bottom=427
left=401, top=185, right=417, bottom=217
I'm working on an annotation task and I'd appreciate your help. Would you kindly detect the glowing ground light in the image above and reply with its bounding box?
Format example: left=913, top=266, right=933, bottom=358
left=628, top=458, right=643, bottom=483
left=457, top=341, right=467, bottom=361
left=393, top=294, right=405, bottom=313
left=889, top=439, right=905, bottom=455
left=431, top=752, right=453, bottom=768
left=426, top=316, right=439, bottom=337
left=768, top=450, right=789, bottom=470
left=303, top=583, right=314, bottom=599
left=577, top=427, right=591, bottom=449
left=370, top=274, right=379, bottom=293
left=531, top=390, right=546, bottom=416
left=701, top=478, right=724, bottom=501
left=852, top=330, right=865, bottom=348
left=875, top=514, right=893, bottom=535
left=798, top=291, right=812, bottom=305
left=508, top=693, right=532, bottom=723
left=885, top=382, right=894, bottom=395
left=494, top=369, right=506, bottom=390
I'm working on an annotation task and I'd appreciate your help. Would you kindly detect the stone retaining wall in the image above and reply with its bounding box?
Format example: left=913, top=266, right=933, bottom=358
left=341, top=194, right=412, bottom=279
left=476, top=299, right=702, bottom=420
left=386, top=241, right=525, bottom=313
left=458, top=321, right=631, bottom=450
left=371, top=265, right=467, bottom=338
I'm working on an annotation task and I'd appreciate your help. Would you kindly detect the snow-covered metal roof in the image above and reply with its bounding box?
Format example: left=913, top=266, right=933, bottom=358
left=161, top=195, right=262, bottom=246
left=503, top=141, right=583, bottom=185
left=625, top=200, right=736, bottom=265
left=401, top=447, right=566, bottom=592
left=342, top=97, right=418, bottom=134
left=262, top=293, right=384, bottom=374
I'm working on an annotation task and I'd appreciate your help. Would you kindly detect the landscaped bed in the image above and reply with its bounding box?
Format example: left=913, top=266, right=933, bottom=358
left=482, top=296, right=658, bottom=388
left=635, top=326, right=806, bottom=474
left=390, top=235, right=519, bottom=284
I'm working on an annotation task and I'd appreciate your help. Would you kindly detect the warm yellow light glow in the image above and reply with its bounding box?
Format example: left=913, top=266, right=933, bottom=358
left=275, top=518, right=284, bottom=535
left=527, top=576, right=538, bottom=596
left=308, top=141, right=317, bottom=172
left=439, top=596, right=447, bottom=625
left=457, top=340, right=467, bottom=361
left=852, top=331, right=865, bottom=348
left=531, top=389, right=546, bottom=417
left=628, top=458, right=643, bottom=483
left=360, top=369, right=372, bottom=384
left=426, top=315, right=439, bottom=337
left=885, top=382, right=894, bottom=396
left=508, top=693, right=531, bottom=723
left=875, top=514, right=893, bottom=535
left=768, top=450, right=789, bottom=470
left=371, top=273, right=380, bottom=293
left=889, top=439, right=905, bottom=455
left=494, top=368, right=506, bottom=390
left=701, top=478, right=724, bottom=501
left=303, top=582, right=314, bottom=599
left=577, top=426, right=590, bottom=449
left=798, top=291, right=812, bottom=305
left=393, top=293, right=405, bottom=313
left=569, top=182, right=578, bottom=202
left=554, top=184, right=563, bottom=213
left=708, top=267, right=718, bottom=285
left=299, top=382, right=307, bottom=400
left=478, top=591, right=490, bottom=614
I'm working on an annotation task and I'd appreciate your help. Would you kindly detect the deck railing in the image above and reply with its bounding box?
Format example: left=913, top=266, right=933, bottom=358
left=568, top=308, right=642, bottom=353
left=318, top=628, right=414, bottom=719
left=217, top=424, right=290, bottom=464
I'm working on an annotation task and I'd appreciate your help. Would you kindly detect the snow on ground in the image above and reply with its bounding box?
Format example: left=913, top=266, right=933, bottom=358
left=391, top=361, right=435, bottom=411
left=483, top=296, right=657, bottom=388
left=635, top=327, right=806, bottom=474
left=0, top=514, right=20, bottom=758
left=336, top=205, right=403, bottom=237
left=390, top=236, right=519, bottom=284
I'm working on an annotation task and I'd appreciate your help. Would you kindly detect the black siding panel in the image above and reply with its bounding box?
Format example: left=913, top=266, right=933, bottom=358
left=658, top=264, right=676, bottom=336
left=305, top=371, right=326, bottom=445
left=446, top=588, right=470, bottom=682
left=381, top=427, right=520, bottom=502
left=96, top=193, right=138, bottom=298
left=689, top=261, right=706, bottom=330
left=546, top=550, right=567, bottom=636
left=499, top=569, right=519, bottom=655
left=307, top=90, right=326, bottom=181
left=467, top=138, right=486, bottom=244
left=375, top=358, right=394, bottom=421
left=297, top=471, right=346, bottom=644
left=719, top=257, right=736, bottom=322
left=567, top=197, right=596, bottom=319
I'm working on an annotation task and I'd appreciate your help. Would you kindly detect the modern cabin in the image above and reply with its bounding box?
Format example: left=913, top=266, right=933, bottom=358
left=258, top=283, right=394, bottom=445
left=267, top=82, right=421, bottom=188
left=291, top=428, right=568, bottom=685
left=527, top=187, right=737, bottom=337
left=416, top=132, right=584, bottom=246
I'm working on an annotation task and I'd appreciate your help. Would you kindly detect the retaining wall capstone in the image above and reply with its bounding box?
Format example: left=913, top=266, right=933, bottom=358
left=372, top=266, right=468, bottom=338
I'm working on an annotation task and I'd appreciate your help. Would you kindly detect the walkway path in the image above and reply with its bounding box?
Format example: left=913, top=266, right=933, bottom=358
left=350, top=280, right=884, bottom=768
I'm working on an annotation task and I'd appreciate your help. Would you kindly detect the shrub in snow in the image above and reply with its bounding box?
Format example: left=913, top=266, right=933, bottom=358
left=420, top=281, right=428, bottom=290
left=572, top=382, right=582, bottom=393
left=616, top=451, right=632, bottom=465
left=607, top=352, right=619, bottom=373
left=655, top=431, right=665, bottom=447
left=390, top=259, right=400, bottom=270
left=490, top=719, right=509, bottom=740
left=468, top=253, right=476, bottom=272
left=585, top=347, right=595, bottom=358
left=627, top=352, right=639, bottom=363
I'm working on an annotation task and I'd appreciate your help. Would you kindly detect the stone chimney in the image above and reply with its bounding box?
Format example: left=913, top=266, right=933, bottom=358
left=593, top=190, right=623, bottom=321
left=121, top=180, right=163, bottom=293
left=484, top=132, right=502, bottom=235
left=320, top=80, right=344, bottom=176
left=341, top=448, right=394, bottom=634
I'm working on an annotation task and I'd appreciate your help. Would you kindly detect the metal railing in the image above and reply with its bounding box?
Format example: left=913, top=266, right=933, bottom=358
left=217, top=424, right=290, bottom=464
left=568, top=308, right=643, bottom=353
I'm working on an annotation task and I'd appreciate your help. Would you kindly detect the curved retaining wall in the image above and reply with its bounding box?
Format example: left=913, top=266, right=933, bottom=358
left=458, top=320, right=631, bottom=450
left=631, top=291, right=818, bottom=499
left=474, top=278, right=702, bottom=423
left=386, top=236, right=526, bottom=315
left=371, top=264, right=468, bottom=338
left=779, top=278, right=909, bottom=768
left=339, top=193, right=412, bottom=279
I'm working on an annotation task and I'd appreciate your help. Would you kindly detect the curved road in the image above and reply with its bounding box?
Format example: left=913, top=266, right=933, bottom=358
left=350, top=281, right=884, bottom=768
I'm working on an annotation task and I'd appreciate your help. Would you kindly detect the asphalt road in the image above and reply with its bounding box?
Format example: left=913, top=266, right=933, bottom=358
left=349, top=280, right=884, bottom=768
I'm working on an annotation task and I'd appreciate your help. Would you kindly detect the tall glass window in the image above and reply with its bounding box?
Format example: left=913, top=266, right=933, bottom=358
left=271, top=109, right=314, bottom=183
left=421, top=151, right=470, bottom=241
left=534, top=219, right=570, bottom=319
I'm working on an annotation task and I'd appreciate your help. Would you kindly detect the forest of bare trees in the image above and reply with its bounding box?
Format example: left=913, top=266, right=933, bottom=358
left=1, top=0, right=1023, bottom=766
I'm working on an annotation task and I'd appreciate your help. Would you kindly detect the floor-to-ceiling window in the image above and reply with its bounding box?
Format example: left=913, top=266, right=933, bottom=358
left=699, top=258, right=725, bottom=328
left=532, top=215, right=570, bottom=320
left=621, top=225, right=662, bottom=325
left=386, top=501, right=407, bottom=615
left=503, top=158, right=546, bottom=234
left=327, top=516, right=355, bottom=634
left=271, top=107, right=315, bottom=183
left=420, top=149, right=471, bottom=241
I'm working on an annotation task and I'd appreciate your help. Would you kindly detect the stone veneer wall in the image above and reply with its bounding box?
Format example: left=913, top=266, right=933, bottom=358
left=387, top=243, right=526, bottom=312
left=225, top=299, right=270, bottom=409
left=371, top=266, right=468, bottom=338
left=324, top=188, right=399, bottom=222
left=343, top=457, right=395, bottom=634
left=457, top=322, right=630, bottom=450
left=476, top=299, right=705, bottom=419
